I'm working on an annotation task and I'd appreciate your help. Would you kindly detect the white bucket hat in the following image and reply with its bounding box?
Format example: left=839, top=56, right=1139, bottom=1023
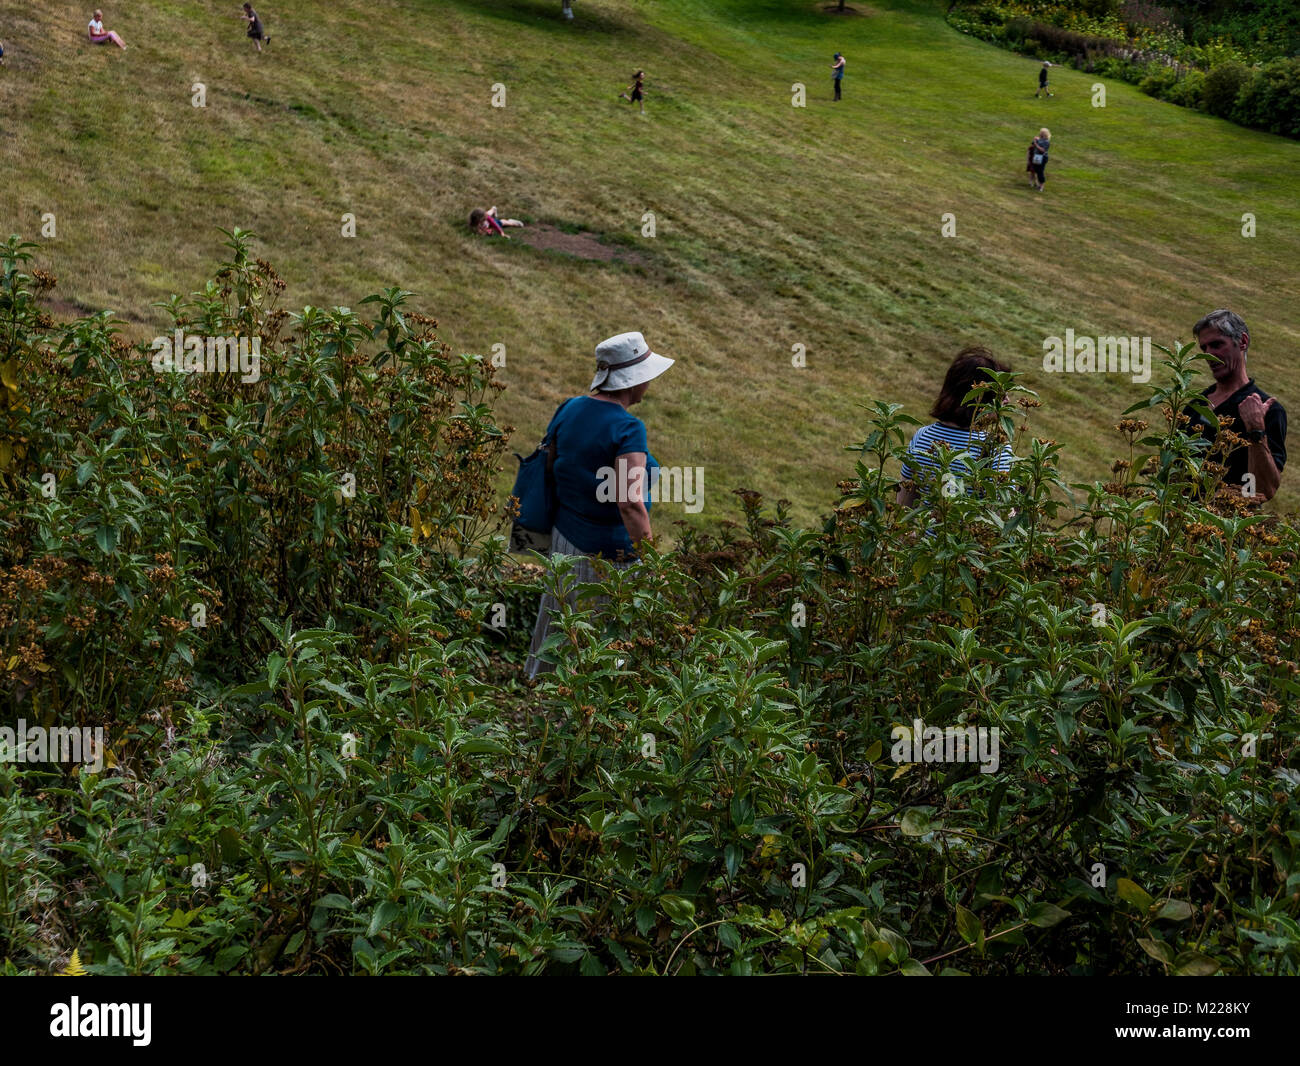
left=590, top=331, right=674, bottom=392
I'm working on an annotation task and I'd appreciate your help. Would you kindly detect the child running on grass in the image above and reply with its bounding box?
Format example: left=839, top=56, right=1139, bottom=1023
left=240, top=4, right=270, bottom=52
left=619, top=70, right=645, bottom=114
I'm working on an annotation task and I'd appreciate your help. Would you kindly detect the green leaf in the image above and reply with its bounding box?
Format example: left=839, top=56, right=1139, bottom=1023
left=900, top=809, right=931, bottom=837
left=1115, top=878, right=1154, bottom=911
left=266, top=653, right=286, bottom=690
left=94, top=524, right=118, bottom=554
left=315, top=893, right=353, bottom=910
left=1155, top=899, right=1195, bottom=922
left=163, top=907, right=197, bottom=929
left=1025, top=902, right=1070, bottom=928
left=367, top=900, right=402, bottom=937
left=955, top=904, right=984, bottom=954
left=1138, top=938, right=1174, bottom=965
left=660, top=895, right=695, bottom=923
left=717, top=923, right=741, bottom=951
left=1173, top=951, right=1220, bottom=977
left=899, top=958, right=931, bottom=976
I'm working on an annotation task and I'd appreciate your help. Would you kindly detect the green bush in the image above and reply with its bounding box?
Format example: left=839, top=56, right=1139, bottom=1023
left=1091, top=55, right=1143, bottom=81
left=1138, top=65, right=1206, bottom=110
left=1191, top=59, right=1248, bottom=118
left=1166, top=68, right=1207, bottom=109
left=3, top=243, right=1299, bottom=975
left=947, top=2, right=1297, bottom=138
left=0, top=232, right=514, bottom=732
left=1232, top=58, right=1300, bottom=138
left=1138, top=64, right=1180, bottom=98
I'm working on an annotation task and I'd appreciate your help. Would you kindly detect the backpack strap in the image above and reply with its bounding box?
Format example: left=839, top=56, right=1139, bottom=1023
left=544, top=397, right=578, bottom=475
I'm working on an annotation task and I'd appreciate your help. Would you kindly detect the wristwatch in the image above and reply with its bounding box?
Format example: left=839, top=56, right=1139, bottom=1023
left=1244, top=428, right=1266, bottom=444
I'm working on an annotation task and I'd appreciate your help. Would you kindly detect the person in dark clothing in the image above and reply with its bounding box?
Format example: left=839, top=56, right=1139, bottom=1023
left=1181, top=309, right=1286, bottom=502
left=1027, top=127, right=1050, bottom=191
left=1035, top=61, right=1053, bottom=97
left=620, top=70, right=645, bottom=114
left=241, top=4, right=269, bottom=52
left=832, top=53, right=845, bottom=101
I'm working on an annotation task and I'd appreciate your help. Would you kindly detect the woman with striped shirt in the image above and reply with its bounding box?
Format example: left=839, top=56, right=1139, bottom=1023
left=897, top=347, right=1013, bottom=508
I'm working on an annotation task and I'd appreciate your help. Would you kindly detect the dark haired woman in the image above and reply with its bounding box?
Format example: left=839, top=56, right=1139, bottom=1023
left=469, top=206, right=524, bottom=238
left=897, top=347, right=1013, bottom=508
left=620, top=70, right=645, bottom=114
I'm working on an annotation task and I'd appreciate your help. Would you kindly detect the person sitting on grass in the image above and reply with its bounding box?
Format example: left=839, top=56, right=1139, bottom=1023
left=240, top=4, right=270, bottom=53
left=896, top=347, right=1014, bottom=509
left=469, top=207, right=524, bottom=238
left=88, top=9, right=126, bottom=49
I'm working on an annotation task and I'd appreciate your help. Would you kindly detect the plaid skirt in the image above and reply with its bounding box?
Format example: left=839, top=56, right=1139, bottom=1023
left=524, top=527, right=632, bottom=680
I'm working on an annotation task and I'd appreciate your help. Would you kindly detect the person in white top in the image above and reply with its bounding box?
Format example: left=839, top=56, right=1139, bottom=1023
left=88, top=9, right=127, bottom=49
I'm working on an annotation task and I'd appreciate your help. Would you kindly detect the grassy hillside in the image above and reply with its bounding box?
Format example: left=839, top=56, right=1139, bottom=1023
left=3, top=0, right=1298, bottom=524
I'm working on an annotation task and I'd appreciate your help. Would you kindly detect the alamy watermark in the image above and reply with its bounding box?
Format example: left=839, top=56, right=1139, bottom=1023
left=595, top=464, right=705, bottom=514
left=1042, top=329, right=1151, bottom=384
left=890, top=718, right=1000, bottom=774
left=151, top=329, right=261, bottom=383
left=1, top=720, right=105, bottom=772
left=50, top=997, right=150, bottom=1045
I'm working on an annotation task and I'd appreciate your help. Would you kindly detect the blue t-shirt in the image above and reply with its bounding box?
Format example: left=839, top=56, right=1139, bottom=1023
left=901, top=423, right=1013, bottom=490
left=549, top=395, right=659, bottom=560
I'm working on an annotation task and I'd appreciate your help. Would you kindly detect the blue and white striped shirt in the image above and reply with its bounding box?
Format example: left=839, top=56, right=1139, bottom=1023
left=900, top=423, right=1013, bottom=490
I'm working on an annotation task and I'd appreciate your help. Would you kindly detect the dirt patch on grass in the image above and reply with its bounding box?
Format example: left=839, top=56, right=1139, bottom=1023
left=514, top=224, right=648, bottom=266
left=820, top=3, right=874, bottom=15
left=40, top=296, right=149, bottom=327
left=41, top=297, right=94, bottom=321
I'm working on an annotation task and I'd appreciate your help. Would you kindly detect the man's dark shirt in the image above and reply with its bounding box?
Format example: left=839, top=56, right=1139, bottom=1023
left=1183, top=378, right=1287, bottom=491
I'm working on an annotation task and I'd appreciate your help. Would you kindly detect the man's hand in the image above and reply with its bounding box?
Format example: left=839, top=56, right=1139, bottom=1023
left=1238, top=393, right=1275, bottom=433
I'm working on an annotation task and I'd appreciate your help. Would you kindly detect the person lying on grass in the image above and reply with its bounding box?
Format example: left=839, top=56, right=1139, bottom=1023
left=469, top=207, right=524, bottom=238
left=88, top=9, right=126, bottom=49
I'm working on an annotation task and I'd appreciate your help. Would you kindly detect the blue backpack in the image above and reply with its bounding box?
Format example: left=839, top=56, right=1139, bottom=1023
left=509, top=398, right=574, bottom=553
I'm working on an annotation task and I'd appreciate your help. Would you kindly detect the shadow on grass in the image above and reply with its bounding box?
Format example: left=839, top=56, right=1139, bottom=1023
left=435, top=0, right=645, bottom=37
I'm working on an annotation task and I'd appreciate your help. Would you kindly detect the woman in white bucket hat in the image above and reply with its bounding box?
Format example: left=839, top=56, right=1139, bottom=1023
left=524, top=331, right=674, bottom=680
